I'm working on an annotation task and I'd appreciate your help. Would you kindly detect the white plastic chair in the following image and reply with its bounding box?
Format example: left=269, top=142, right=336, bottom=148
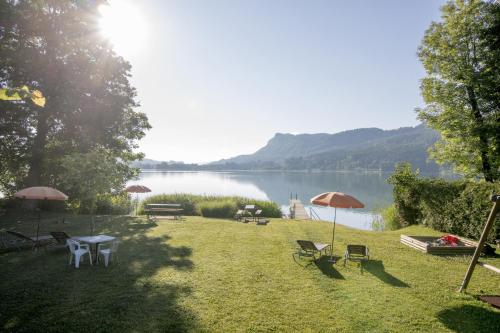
left=97, top=240, right=120, bottom=267
left=67, top=239, right=92, bottom=268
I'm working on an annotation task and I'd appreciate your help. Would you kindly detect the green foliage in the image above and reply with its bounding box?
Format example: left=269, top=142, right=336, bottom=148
left=387, top=163, right=423, bottom=225
left=197, top=200, right=238, bottom=218
left=417, top=0, right=500, bottom=182
left=138, top=194, right=282, bottom=218
left=372, top=204, right=403, bottom=231
left=0, top=0, right=150, bottom=196
left=57, top=148, right=137, bottom=214
left=388, top=163, right=500, bottom=242
left=372, top=204, right=401, bottom=231
left=95, top=193, right=132, bottom=215
left=380, top=204, right=401, bottom=231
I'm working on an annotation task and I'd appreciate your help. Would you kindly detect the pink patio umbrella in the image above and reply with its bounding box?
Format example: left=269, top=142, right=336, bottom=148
left=310, top=192, right=364, bottom=262
left=14, top=186, right=68, bottom=242
left=125, top=185, right=151, bottom=215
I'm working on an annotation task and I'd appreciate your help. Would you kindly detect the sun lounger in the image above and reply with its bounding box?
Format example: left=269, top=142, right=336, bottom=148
left=6, top=231, right=54, bottom=251
left=343, top=244, right=369, bottom=266
left=50, top=231, right=71, bottom=249
left=234, top=209, right=245, bottom=221
left=296, top=240, right=331, bottom=260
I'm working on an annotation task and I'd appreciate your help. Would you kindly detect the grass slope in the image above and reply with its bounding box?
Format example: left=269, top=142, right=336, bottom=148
left=0, top=215, right=499, bottom=332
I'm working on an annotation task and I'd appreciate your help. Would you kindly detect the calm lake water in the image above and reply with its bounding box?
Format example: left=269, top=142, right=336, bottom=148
left=129, top=171, right=394, bottom=230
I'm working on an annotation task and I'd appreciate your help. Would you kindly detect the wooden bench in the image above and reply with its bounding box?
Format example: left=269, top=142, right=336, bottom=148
left=145, top=204, right=183, bottom=220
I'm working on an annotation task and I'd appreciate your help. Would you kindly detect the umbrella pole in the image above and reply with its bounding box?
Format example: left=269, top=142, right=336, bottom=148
left=329, top=207, right=337, bottom=263
left=34, top=208, right=41, bottom=252
left=136, top=193, right=139, bottom=216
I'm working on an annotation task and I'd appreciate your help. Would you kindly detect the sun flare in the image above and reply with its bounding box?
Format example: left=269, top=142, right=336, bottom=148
left=98, top=1, right=147, bottom=57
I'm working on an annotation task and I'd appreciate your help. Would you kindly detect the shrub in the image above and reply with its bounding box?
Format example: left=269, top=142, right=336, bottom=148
left=388, top=163, right=500, bottom=242
left=371, top=204, right=402, bottom=231
left=197, top=200, right=238, bottom=218
left=95, top=193, right=132, bottom=215
left=137, top=194, right=282, bottom=218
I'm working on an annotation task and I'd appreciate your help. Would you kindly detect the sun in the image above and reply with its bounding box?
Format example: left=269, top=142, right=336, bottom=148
left=98, top=0, right=148, bottom=58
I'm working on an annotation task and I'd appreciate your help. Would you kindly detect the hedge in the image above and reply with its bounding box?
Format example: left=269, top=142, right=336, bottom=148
left=388, top=163, right=500, bottom=242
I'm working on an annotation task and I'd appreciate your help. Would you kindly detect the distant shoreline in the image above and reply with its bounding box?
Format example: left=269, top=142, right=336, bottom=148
left=138, top=168, right=450, bottom=177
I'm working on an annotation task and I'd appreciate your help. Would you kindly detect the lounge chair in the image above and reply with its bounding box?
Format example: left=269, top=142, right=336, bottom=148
left=6, top=231, right=54, bottom=251
left=50, top=231, right=71, bottom=249
left=343, top=244, right=369, bottom=266
left=296, top=240, right=331, bottom=260
left=234, top=209, right=245, bottom=221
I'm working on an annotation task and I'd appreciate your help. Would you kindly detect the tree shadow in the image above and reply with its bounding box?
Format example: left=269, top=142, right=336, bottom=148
left=362, top=260, right=409, bottom=288
left=437, top=305, right=500, bottom=332
left=314, top=256, right=345, bottom=279
left=0, top=215, right=197, bottom=332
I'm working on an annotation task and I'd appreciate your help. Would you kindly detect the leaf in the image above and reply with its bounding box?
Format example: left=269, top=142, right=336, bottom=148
left=0, top=88, right=22, bottom=101
left=31, top=90, right=46, bottom=107
left=0, top=87, right=45, bottom=107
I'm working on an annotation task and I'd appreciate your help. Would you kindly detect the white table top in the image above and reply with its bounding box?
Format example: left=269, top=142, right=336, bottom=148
left=73, top=235, right=115, bottom=244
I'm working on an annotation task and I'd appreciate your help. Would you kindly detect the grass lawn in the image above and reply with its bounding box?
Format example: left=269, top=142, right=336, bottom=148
left=1, top=214, right=499, bottom=332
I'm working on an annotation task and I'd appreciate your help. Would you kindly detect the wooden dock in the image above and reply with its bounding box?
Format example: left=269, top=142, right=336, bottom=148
left=289, top=199, right=310, bottom=220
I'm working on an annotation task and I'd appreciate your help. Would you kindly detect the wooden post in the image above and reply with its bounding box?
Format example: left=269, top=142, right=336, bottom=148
left=459, top=194, right=499, bottom=292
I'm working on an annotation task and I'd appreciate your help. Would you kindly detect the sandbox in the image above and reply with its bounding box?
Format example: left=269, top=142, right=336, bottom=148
left=400, top=235, right=477, bottom=255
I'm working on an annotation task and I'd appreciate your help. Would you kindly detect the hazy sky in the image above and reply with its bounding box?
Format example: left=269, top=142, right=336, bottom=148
left=105, top=0, right=445, bottom=163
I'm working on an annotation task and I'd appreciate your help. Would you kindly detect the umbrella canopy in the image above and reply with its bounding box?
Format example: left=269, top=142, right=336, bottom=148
left=125, top=185, right=151, bottom=193
left=14, top=186, right=68, bottom=201
left=125, top=185, right=151, bottom=216
left=14, top=186, right=68, bottom=244
left=310, top=192, right=364, bottom=209
left=310, top=191, right=364, bottom=263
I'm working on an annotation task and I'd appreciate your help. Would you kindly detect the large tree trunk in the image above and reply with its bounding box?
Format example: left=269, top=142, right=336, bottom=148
left=25, top=109, right=49, bottom=187
left=466, top=86, right=494, bottom=182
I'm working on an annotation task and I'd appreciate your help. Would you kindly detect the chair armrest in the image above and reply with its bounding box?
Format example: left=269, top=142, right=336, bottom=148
left=97, top=243, right=110, bottom=251
left=80, top=243, right=90, bottom=250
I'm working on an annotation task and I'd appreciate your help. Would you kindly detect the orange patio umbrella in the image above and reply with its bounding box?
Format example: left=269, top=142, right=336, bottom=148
left=14, top=186, right=68, bottom=243
left=310, top=192, right=364, bottom=262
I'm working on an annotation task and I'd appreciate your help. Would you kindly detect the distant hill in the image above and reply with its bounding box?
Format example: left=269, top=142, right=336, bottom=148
left=131, top=159, right=183, bottom=169
left=211, top=124, right=442, bottom=173
left=136, top=124, right=444, bottom=173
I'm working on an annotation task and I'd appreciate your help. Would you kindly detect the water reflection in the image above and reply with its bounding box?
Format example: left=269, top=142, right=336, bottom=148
left=131, top=171, right=393, bottom=230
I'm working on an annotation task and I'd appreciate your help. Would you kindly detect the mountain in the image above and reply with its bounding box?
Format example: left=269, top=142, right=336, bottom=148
left=136, top=124, right=443, bottom=173
left=211, top=124, right=442, bottom=173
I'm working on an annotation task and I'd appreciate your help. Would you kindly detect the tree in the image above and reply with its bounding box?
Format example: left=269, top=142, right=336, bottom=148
left=58, top=149, right=134, bottom=229
left=417, top=0, right=500, bottom=182
left=0, top=0, right=150, bottom=197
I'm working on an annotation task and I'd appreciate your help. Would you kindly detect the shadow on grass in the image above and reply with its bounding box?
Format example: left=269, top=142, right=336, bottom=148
left=0, top=215, right=197, bottom=332
left=437, top=304, right=500, bottom=332
left=362, top=260, right=409, bottom=288
left=314, top=256, right=345, bottom=279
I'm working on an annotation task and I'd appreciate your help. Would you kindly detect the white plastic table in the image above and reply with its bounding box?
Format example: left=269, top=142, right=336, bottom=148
left=73, top=235, right=116, bottom=263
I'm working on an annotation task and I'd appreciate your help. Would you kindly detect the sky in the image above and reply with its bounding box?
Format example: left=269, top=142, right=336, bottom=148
left=101, top=0, right=446, bottom=163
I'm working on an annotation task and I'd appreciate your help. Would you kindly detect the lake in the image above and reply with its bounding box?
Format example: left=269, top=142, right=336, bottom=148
left=129, top=171, right=394, bottom=230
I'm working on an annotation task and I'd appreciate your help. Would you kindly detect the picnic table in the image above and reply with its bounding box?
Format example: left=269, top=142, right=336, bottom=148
left=145, top=204, right=183, bottom=220
left=73, top=235, right=115, bottom=263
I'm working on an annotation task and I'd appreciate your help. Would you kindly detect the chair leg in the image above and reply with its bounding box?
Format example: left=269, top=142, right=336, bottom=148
left=104, top=253, right=110, bottom=267
left=89, top=252, right=93, bottom=266
left=69, top=253, right=73, bottom=265
left=75, top=254, right=81, bottom=268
